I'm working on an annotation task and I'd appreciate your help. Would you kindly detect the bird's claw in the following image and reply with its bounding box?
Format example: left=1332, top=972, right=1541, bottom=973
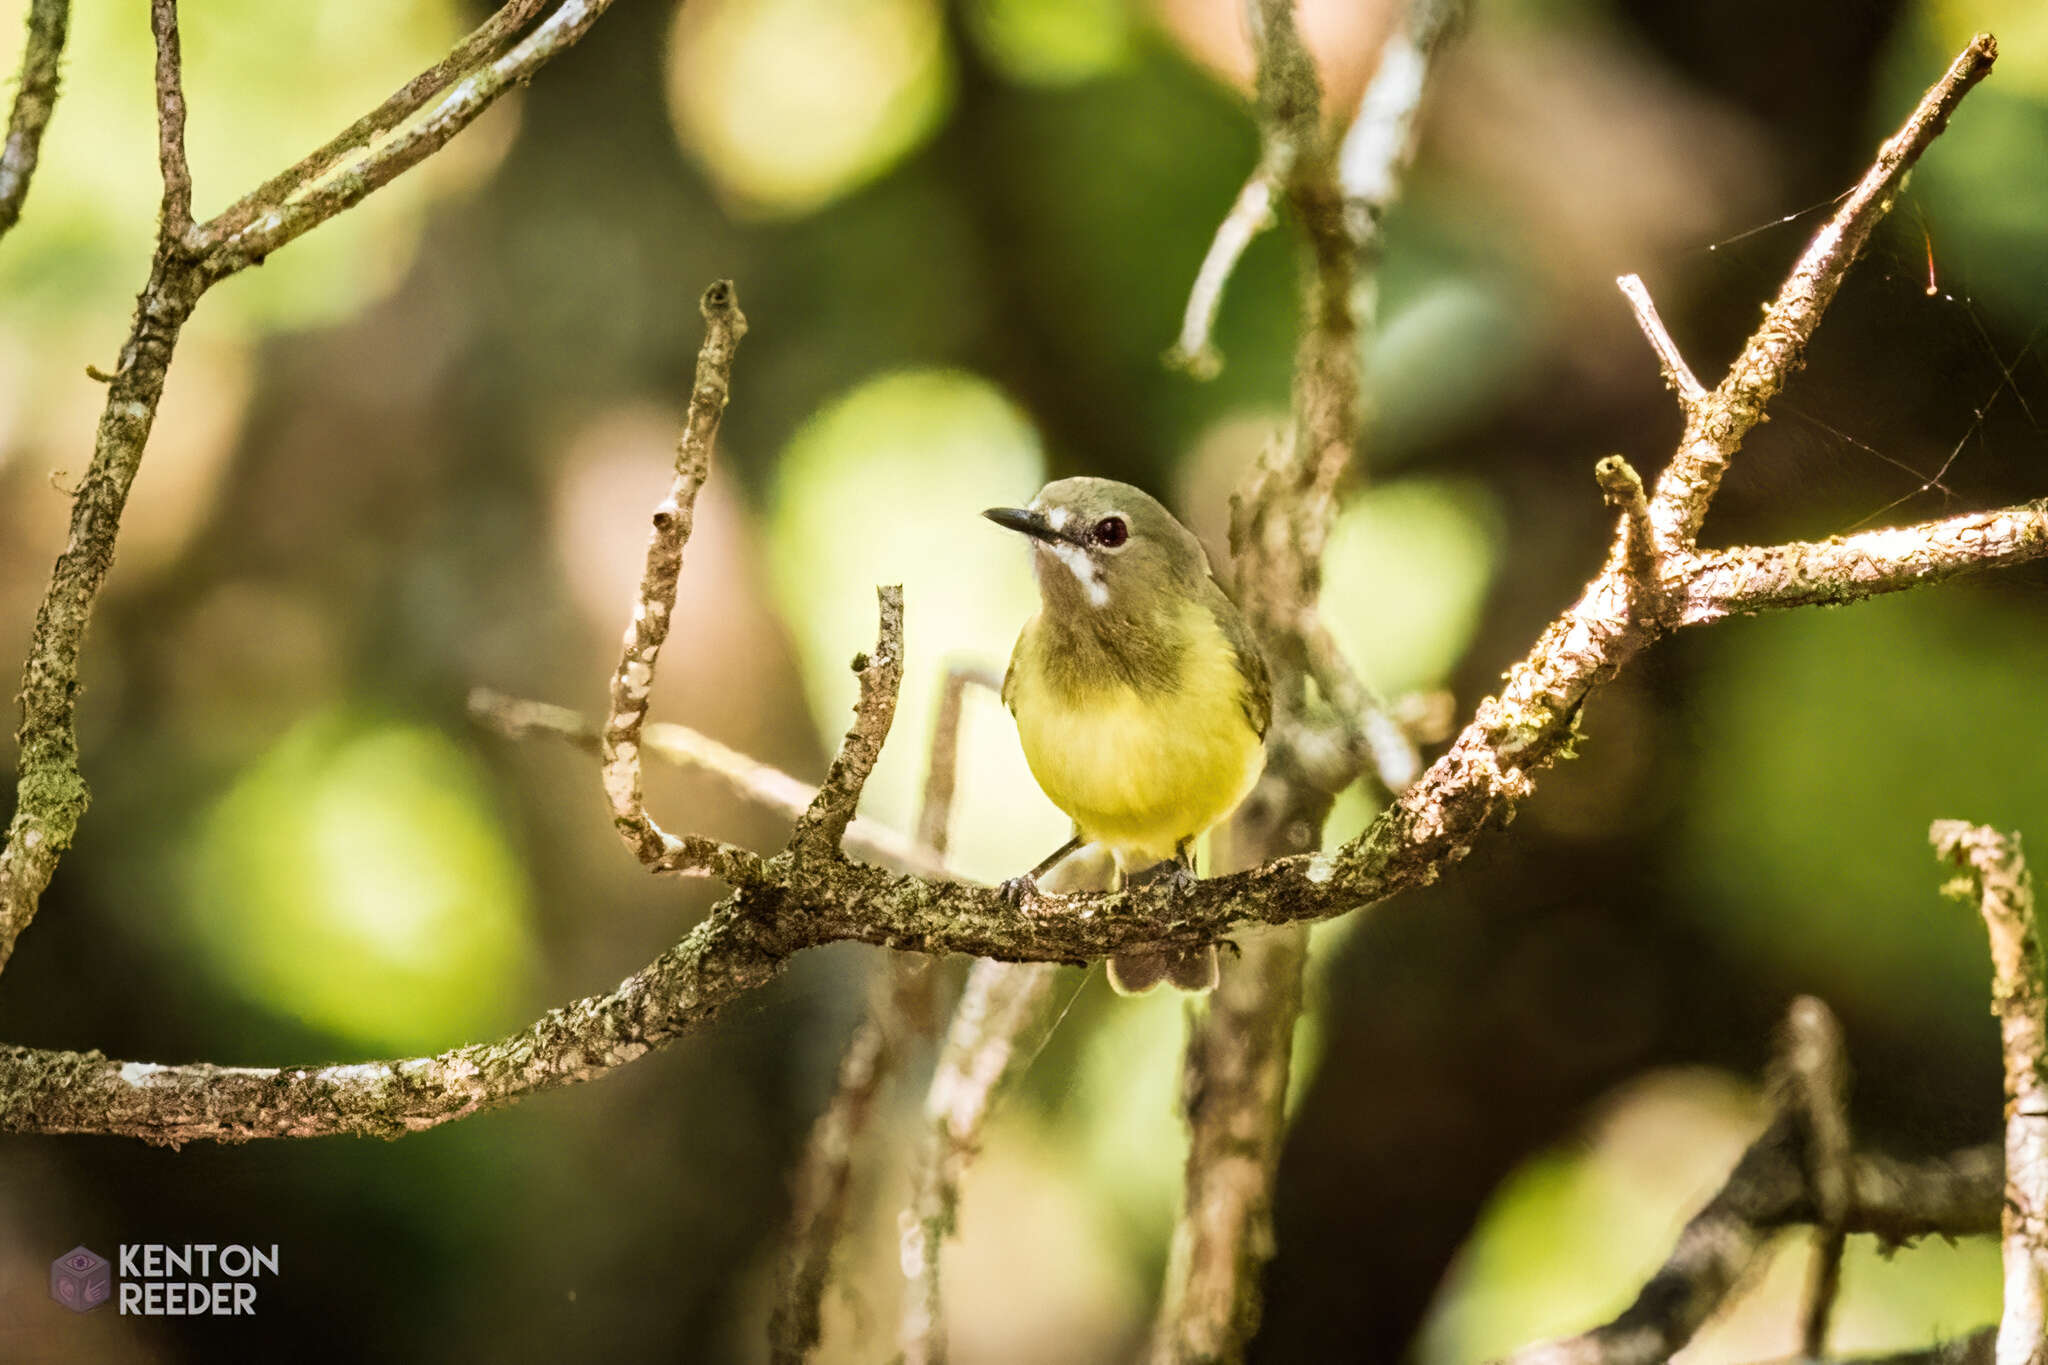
left=1135, top=858, right=1197, bottom=896
left=998, top=874, right=1047, bottom=916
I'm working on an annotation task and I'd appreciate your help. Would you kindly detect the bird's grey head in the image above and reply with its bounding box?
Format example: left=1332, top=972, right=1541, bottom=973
left=982, top=477, right=1213, bottom=617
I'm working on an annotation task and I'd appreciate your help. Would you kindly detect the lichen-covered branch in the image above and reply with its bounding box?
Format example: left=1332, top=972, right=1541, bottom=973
left=1934, top=822, right=2048, bottom=1365
left=596, top=282, right=765, bottom=886
left=0, top=0, right=618, bottom=982
left=1501, top=998, right=2001, bottom=1365
left=1154, top=6, right=1460, bottom=1358
left=0, top=0, right=68, bottom=241
left=2, top=33, right=2043, bottom=1174
left=1678, top=504, right=2048, bottom=624
left=196, top=0, right=616, bottom=275
left=790, top=589, right=907, bottom=863
left=206, top=0, right=551, bottom=244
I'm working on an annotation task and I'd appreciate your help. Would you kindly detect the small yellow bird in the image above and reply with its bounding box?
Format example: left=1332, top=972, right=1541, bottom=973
left=985, top=477, right=1271, bottom=994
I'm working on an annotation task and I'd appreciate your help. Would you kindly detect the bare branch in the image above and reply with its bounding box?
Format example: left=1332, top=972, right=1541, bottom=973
left=1301, top=617, right=1421, bottom=794
left=1616, top=274, right=1706, bottom=413
left=790, top=588, right=907, bottom=863
left=0, top=0, right=68, bottom=241
left=0, top=0, right=619, bottom=983
left=1502, top=996, right=2000, bottom=1365
left=915, top=665, right=1000, bottom=857
left=148, top=0, right=195, bottom=244
left=1779, top=997, right=1853, bottom=1358
left=1933, top=822, right=2048, bottom=1365
left=205, top=0, right=550, bottom=244
left=1169, top=169, right=1281, bottom=378
left=1678, top=502, right=2048, bottom=625
left=899, top=959, right=1062, bottom=1365
left=196, top=0, right=616, bottom=274
left=769, top=995, right=899, bottom=1365
left=1648, top=33, right=1998, bottom=553
left=599, top=281, right=765, bottom=886
left=468, top=688, right=951, bottom=879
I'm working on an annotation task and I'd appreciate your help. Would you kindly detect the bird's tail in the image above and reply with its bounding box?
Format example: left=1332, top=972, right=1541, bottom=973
left=1107, top=944, right=1219, bottom=995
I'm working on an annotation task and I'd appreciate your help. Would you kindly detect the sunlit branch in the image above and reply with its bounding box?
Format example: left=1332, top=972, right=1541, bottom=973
left=197, top=0, right=617, bottom=275
left=1933, top=821, right=2048, bottom=1365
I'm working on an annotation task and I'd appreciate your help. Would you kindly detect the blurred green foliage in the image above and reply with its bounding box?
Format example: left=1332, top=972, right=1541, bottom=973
left=186, top=713, right=535, bottom=1051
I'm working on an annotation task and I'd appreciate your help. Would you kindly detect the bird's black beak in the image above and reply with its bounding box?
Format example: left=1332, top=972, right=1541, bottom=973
left=982, top=506, right=1065, bottom=544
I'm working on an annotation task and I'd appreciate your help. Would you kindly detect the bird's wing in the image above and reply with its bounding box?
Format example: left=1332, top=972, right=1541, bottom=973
left=1214, top=584, right=1272, bottom=741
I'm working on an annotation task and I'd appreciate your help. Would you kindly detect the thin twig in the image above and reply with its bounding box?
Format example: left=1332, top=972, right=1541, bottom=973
left=205, top=0, right=550, bottom=243
left=789, top=588, right=907, bottom=864
left=0, top=0, right=617, bottom=982
left=1169, top=168, right=1282, bottom=379
left=148, top=0, right=195, bottom=245
left=1595, top=455, right=1665, bottom=622
left=467, top=688, right=951, bottom=879
left=1616, top=274, right=1706, bottom=413
left=597, top=281, right=764, bottom=886
left=197, top=0, right=617, bottom=275
left=0, top=0, right=69, bottom=241
left=1933, top=822, right=2048, bottom=1365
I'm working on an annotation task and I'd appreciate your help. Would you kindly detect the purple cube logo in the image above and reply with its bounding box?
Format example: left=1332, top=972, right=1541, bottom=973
left=50, top=1246, right=111, bottom=1312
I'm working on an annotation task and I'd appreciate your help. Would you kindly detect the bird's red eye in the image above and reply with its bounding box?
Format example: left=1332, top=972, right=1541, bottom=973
left=1093, top=516, right=1128, bottom=548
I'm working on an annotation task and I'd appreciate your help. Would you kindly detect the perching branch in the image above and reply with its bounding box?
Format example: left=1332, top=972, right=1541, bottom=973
left=1501, top=997, right=2001, bottom=1365
left=1933, top=822, right=2048, bottom=1365
left=0, top=0, right=68, bottom=242
left=1, top=36, right=2041, bottom=1184
left=0, top=0, right=617, bottom=981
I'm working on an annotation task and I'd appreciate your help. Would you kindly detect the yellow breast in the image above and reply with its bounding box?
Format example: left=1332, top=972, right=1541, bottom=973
left=1008, top=602, right=1265, bottom=869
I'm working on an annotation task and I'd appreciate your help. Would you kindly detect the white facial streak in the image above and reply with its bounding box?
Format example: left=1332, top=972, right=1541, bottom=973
left=1042, top=541, right=1109, bottom=609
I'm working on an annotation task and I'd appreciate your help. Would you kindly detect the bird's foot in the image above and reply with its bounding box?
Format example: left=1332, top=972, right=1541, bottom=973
left=1133, top=857, right=1197, bottom=896
left=998, top=873, right=1049, bottom=916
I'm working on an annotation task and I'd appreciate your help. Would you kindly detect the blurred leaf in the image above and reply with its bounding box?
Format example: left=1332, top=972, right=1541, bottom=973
left=665, top=0, right=952, bottom=217
left=967, top=0, right=1135, bottom=87
left=186, top=713, right=536, bottom=1051
left=1681, top=588, right=2048, bottom=1029
left=1322, top=477, right=1506, bottom=699
left=765, top=368, right=1069, bottom=882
